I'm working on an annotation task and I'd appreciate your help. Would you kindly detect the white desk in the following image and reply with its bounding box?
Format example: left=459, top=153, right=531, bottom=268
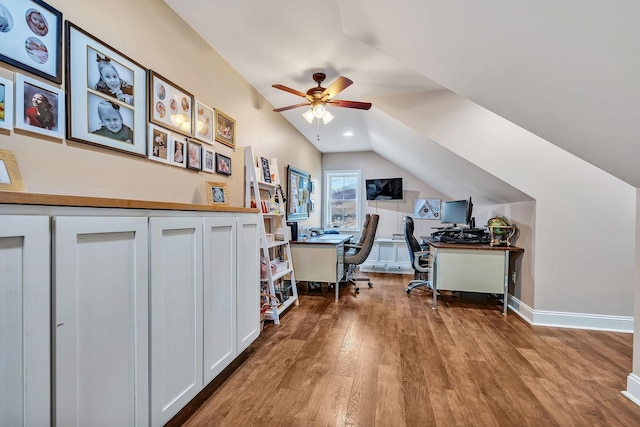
left=424, top=238, right=524, bottom=314
left=290, top=235, right=352, bottom=301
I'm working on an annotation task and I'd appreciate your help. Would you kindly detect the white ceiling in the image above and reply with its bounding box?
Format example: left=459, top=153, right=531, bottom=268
left=163, top=0, right=640, bottom=202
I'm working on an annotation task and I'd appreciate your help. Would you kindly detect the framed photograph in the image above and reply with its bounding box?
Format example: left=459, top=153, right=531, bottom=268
left=202, top=146, right=214, bottom=173
left=205, top=181, right=229, bottom=206
left=215, top=152, right=231, bottom=176
left=169, top=136, right=186, bottom=168
left=194, top=99, right=214, bottom=144
left=260, top=156, right=271, bottom=183
left=0, top=0, right=62, bottom=83
left=14, top=72, right=64, bottom=138
left=66, top=22, right=147, bottom=156
left=147, top=123, right=170, bottom=164
left=0, top=149, right=26, bottom=191
left=214, top=109, right=235, bottom=148
left=0, top=76, right=14, bottom=130
left=149, top=70, right=194, bottom=137
left=186, top=139, right=202, bottom=171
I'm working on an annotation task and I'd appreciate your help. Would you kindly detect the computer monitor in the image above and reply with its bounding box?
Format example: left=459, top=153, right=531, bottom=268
left=440, top=199, right=469, bottom=228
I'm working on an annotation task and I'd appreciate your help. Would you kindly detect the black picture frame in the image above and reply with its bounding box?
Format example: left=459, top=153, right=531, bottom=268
left=287, top=165, right=311, bottom=221
left=65, top=21, right=147, bottom=156
left=260, top=157, right=271, bottom=183
left=215, top=153, right=231, bottom=176
left=149, top=70, right=194, bottom=137
left=186, top=139, right=202, bottom=171
left=0, top=0, right=62, bottom=83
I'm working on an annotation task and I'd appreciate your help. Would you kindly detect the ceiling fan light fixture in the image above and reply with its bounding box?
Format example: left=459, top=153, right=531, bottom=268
left=312, top=102, right=326, bottom=118
left=322, top=110, right=334, bottom=124
left=302, top=109, right=315, bottom=123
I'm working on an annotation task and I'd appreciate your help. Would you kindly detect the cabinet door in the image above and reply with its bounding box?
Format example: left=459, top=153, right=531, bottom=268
left=149, top=217, right=203, bottom=427
left=0, top=215, right=50, bottom=427
left=236, top=215, right=260, bottom=353
left=203, top=216, right=236, bottom=383
left=54, top=217, right=149, bottom=427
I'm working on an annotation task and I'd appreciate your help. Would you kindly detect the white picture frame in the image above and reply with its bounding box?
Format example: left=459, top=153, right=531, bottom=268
left=202, top=146, right=214, bottom=173
left=194, top=99, right=214, bottom=144
left=147, top=123, right=170, bottom=164
left=14, top=72, right=64, bottom=138
left=169, top=135, right=187, bottom=168
left=0, top=76, right=14, bottom=131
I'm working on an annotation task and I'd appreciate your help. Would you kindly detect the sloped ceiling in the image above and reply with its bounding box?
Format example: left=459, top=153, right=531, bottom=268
left=163, top=0, right=638, bottom=204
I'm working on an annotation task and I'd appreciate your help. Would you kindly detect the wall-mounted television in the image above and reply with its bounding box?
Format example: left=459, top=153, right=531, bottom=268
left=365, top=177, right=403, bottom=200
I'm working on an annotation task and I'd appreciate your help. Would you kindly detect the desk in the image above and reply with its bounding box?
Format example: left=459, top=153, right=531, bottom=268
left=290, top=235, right=352, bottom=301
left=422, top=238, right=524, bottom=315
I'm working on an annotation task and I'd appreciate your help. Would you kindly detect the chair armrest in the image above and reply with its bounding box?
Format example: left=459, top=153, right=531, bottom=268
left=413, top=250, right=431, bottom=273
left=344, top=243, right=362, bottom=250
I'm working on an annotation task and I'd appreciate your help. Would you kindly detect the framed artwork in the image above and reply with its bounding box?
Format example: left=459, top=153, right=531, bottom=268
left=66, top=22, right=147, bottom=156
left=202, top=146, right=214, bottom=173
left=215, top=152, right=231, bottom=176
left=147, top=123, right=170, bottom=164
left=0, top=76, right=13, bottom=130
left=413, top=198, right=441, bottom=220
left=149, top=70, right=194, bottom=137
left=194, top=99, right=214, bottom=144
left=287, top=165, right=311, bottom=221
left=169, top=136, right=186, bottom=168
left=0, top=0, right=62, bottom=83
left=186, top=139, right=202, bottom=171
left=214, top=109, right=235, bottom=148
left=205, top=181, right=229, bottom=206
left=260, top=156, right=271, bottom=183
left=14, top=72, right=64, bottom=138
left=0, top=149, right=26, bottom=191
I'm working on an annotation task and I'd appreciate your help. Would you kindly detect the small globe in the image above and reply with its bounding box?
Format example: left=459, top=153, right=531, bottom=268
left=487, top=217, right=510, bottom=235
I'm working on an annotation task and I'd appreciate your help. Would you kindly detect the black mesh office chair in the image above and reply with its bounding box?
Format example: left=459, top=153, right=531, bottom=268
left=343, top=213, right=379, bottom=293
left=403, top=216, right=433, bottom=294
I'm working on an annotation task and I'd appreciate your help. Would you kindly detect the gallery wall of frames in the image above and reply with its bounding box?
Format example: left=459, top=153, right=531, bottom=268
left=0, top=0, right=239, bottom=189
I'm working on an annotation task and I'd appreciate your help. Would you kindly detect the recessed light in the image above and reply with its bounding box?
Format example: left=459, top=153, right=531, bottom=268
left=342, top=131, right=354, bottom=137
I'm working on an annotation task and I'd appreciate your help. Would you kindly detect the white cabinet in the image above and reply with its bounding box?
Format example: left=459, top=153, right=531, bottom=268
left=236, top=215, right=260, bottom=351
left=149, top=217, right=203, bottom=426
left=361, top=238, right=412, bottom=274
left=0, top=215, right=50, bottom=427
left=54, top=216, right=149, bottom=427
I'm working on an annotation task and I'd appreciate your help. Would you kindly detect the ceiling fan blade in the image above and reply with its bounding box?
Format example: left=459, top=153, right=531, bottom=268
left=273, top=102, right=311, bottom=112
left=321, top=76, right=353, bottom=100
left=272, top=84, right=308, bottom=98
left=327, top=99, right=372, bottom=110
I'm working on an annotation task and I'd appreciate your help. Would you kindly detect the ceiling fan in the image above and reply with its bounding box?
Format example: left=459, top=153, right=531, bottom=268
left=272, top=73, right=372, bottom=123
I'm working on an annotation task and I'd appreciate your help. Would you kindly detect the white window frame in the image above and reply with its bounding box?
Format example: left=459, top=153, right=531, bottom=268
left=323, top=169, right=361, bottom=231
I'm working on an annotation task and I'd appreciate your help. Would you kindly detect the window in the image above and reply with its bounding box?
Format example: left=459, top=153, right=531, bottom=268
left=324, top=170, right=361, bottom=231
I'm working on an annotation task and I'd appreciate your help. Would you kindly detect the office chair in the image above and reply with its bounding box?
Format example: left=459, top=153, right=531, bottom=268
left=403, top=216, right=434, bottom=295
left=343, top=213, right=379, bottom=293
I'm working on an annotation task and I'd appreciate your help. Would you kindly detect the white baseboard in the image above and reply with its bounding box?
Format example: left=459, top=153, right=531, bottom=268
left=622, top=373, right=640, bottom=407
left=508, top=295, right=633, bottom=333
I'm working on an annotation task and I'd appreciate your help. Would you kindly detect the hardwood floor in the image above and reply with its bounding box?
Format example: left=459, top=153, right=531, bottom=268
left=176, top=273, right=640, bottom=426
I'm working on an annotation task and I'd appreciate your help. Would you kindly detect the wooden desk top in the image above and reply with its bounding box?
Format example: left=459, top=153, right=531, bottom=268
left=422, top=237, right=524, bottom=252
left=290, top=235, right=352, bottom=245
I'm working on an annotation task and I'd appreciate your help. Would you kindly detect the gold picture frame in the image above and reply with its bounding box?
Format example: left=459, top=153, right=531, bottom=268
left=214, top=109, right=235, bottom=148
left=0, top=149, right=27, bottom=192
left=205, top=181, right=229, bottom=205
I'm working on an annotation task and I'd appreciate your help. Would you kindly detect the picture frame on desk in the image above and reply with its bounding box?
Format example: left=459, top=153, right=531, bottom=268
left=0, top=149, right=26, bottom=192
left=0, top=0, right=63, bottom=83
left=205, top=181, right=229, bottom=205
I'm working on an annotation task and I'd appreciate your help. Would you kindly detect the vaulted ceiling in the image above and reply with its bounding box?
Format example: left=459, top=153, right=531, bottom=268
left=164, top=0, right=639, bottom=203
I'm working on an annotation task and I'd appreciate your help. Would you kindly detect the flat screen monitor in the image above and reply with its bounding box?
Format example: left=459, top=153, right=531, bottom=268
left=440, top=199, right=468, bottom=227
left=365, top=178, right=403, bottom=200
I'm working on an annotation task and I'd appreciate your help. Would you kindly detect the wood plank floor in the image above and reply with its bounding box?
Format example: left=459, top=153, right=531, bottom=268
left=176, top=273, right=640, bottom=426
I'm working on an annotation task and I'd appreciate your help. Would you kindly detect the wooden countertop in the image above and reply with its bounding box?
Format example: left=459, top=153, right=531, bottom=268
left=0, top=192, right=258, bottom=213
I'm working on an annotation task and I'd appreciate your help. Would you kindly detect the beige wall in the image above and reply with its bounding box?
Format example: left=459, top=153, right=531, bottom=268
left=0, top=0, right=320, bottom=211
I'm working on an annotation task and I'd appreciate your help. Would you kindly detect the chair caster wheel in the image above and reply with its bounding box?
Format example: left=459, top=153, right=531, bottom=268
left=368, top=283, right=374, bottom=288
left=406, top=289, right=411, bottom=295
left=355, top=287, right=360, bottom=293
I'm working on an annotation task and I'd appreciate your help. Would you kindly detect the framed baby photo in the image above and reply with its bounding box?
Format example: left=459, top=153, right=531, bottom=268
left=0, top=149, right=26, bottom=192
left=194, top=99, right=214, bottom=144
left=205, top=181, right=229, bottom=206
left=0, top=0, right=62, bottom=83
left=169, top=136, right=187, bottom=168
left=186, top=139, right=202, bottom=171
left=215, top=152, right=231, bottom=176
left=0, top=76, right=14, bottom=131
left=66, top=22, right=147, bottom=156
left=201, top=146, right=214, bottom=173
left=14, top=72, right=64, bottom=138
left=214, top=109, right=236, bottom=148
left=147, top=123, right=170, bottom=164
left=149, top=70, right=194, bottom=137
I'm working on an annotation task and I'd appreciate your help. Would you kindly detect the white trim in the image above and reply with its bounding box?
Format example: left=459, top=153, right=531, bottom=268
left=508, top=295, right=633, bottom=333
left=323, top=169, right=361, bottom=231
left=622, top=373, right=640, bottom=407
